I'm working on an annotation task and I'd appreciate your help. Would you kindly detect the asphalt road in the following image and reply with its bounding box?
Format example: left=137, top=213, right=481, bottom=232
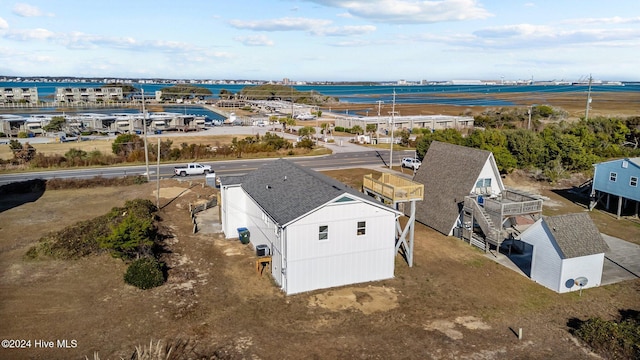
left=0, top=148, right=417, bottom=187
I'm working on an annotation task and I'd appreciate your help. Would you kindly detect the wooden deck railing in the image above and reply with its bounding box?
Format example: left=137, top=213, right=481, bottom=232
left=363, top=173, right=424, bottom=203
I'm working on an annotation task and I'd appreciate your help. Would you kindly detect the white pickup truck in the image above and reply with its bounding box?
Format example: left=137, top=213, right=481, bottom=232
left=174, top=163, right=212, bottom=177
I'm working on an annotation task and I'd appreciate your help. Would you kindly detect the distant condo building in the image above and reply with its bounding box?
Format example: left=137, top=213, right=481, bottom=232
left=0, top=87, right=39, bottom=104
left=56, top=86, right=124, bottom=103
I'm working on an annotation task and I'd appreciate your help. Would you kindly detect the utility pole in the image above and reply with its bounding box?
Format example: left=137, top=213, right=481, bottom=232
left=585, top=74, right=593, bottom=121
left=156, top=136, right=160, bottom=208
left=142, top=89, right=150, bottom=181
left=389, top=90, right=396, bottom=169
left=376, top=100, right=383, bottom=143
left=527, top=105, right=532, bottom=130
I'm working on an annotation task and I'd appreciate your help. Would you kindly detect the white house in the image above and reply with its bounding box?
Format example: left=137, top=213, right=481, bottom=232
left=218, top=158, right=401, bottom=295
left=519, top=213, right=610, bottom=293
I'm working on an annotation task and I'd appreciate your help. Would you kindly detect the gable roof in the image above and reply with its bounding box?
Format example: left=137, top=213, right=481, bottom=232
left=222, top=158, right=395, bottom=226
left=412, top=141, right=493, bottom=235
left=594, top=157, right=640, bottom=169
left=542, top=213, right=609, bottom=258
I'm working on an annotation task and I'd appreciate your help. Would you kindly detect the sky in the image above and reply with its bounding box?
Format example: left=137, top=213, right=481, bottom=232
left=0, top=0, right=639, bottom=82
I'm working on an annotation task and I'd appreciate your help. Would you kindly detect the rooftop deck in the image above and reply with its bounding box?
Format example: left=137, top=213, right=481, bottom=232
left=363, top=173, right=424, bottom=203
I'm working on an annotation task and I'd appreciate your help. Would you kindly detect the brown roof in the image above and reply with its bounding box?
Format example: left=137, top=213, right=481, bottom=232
left=412, top=141, right=492, bottom=235
left=543, top=213, right=610, bottom=258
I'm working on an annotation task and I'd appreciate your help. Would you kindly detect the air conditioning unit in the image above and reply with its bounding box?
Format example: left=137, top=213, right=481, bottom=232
left=256, top=244, right=270, bottom=257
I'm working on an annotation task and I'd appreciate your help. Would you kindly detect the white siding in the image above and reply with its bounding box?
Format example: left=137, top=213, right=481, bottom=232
left=283, top=200, right=396, bottom=295
left=220, top=185, right=248, bottom=239
left=475, top=156, right=505, bottom=195
left=239, top=195, right=285, bottom=287
left=559, top=254, right=605, bottom=293
left=521, top=220, right=563, bottom=292
left=521, top=220, right=606, bottom=293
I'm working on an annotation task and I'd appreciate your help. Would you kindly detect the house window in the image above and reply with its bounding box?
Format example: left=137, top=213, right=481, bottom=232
left=357, top=221, right=366, bottom=235
left=631, top=176, right=638, bottom=187
left=610, top=172, right=617, bottom=182
left=475, top=178, right=492, bottom=188
left=319, top=225, right=328, bottom=240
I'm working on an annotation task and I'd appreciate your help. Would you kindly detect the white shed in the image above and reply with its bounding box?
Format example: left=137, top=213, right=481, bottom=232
left=219, top=159, right=401, bottom=295
left=519, top=213, right=609, bottom=293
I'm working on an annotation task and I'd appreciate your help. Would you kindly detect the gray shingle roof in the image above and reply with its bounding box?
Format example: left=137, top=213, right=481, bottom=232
left=412, top=141, right=492, bottom=235
left=543, top=213, right=609, bottom=258
left=225, top=158, right=382, bottom=226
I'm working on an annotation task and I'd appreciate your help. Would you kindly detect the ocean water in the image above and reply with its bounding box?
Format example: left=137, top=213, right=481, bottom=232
left=2, top=81, right=638, bottom=107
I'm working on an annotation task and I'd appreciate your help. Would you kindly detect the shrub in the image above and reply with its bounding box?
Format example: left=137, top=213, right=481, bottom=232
left=100, top=200, right=157, bottom=259
left=124, top=257, right=165, bottom=289
left=573, top=316, right=640, bottom=360
left=295, top=138, right=315, bottom=149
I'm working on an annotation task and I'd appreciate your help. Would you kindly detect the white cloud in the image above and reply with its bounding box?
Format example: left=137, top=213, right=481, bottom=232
left=313, top=25, right=376, bottom=36
left=0, top=17, right=8, bottom=29
left=330, top=39, right=374, bottom=47
left=234, top=34, right=275, bottom=46
left=305, top=0, right=492, bottom=23
left=561, top=16, right=640, bottom=26
left=228, top=17, right=332, bottom=31
left=3, top=28, right=54, bottom=41
left=469, top=24, right=640, bottom=49
left=228, top=17, right=374, bottom=37
left=474, top=24, right=552, bottom=38
left=12, top=3, right=54, bottom=17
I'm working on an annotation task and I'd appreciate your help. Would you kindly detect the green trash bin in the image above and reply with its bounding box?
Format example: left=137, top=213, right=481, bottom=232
left=237, top=227, right=250, bottom=244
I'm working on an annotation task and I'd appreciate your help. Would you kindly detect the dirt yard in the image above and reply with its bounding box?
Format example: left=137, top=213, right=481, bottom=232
left=0, top=171, right=639, bottom=359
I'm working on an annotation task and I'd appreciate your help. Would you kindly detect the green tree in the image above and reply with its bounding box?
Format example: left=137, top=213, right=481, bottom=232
left=99, top=199, right=157, bottom=259
left=42, top=116, right=66, bottom=132
left=505, top=129, right=549, bottom=169
left=100, top=214, right=154, bottom=259
left=298, top=126, right=316, bottom=139
left=65, top=148, right=88, bottom=166
left=399, top=129, right=411, bottom=147
left=414, top=128, right=464, bottom=159
left=366, top=124, right=377, bottom=136
left=351, top=125, right=363, bottom=135
left=112, top=133, right=144, bottom=157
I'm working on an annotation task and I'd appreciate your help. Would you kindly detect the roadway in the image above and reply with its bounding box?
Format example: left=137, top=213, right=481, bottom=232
left=0, top=149, right=417, bottom=187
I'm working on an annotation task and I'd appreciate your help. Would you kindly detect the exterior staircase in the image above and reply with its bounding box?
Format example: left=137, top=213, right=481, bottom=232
left=466, top=198, right=503, bottom=248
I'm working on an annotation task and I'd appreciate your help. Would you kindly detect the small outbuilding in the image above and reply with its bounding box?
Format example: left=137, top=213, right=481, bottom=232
left=218, top=159, right=401, bottom=295
left=518, top=213, right=610, bottom=293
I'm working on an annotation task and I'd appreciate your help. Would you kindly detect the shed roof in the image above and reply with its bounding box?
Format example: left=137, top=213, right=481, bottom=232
left=543, top=213, right=609, bottom=258
left=412, top=141, right=492, bottom=235
left=220, top=158, right=393, bottom=225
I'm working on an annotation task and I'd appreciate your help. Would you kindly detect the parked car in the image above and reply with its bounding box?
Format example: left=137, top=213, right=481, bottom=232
left=401, top=157, right=421, bottom=170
